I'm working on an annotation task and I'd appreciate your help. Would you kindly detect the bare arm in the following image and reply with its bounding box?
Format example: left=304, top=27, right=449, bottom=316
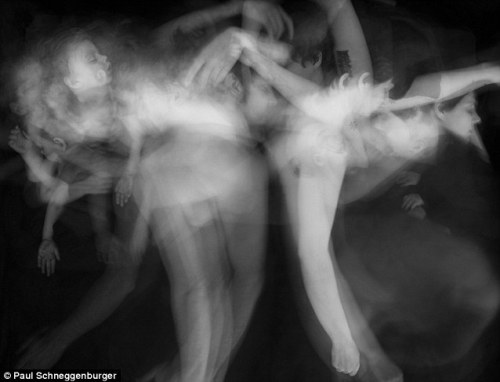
left=155, top=1, right=242, bottom=44
left=243, top=46, right=321, bottom=105
left=155, top=1, right=292, bottom=44
left=405, top=63, right=500, bottom=99
left=317, top=0, right=373, bottom=80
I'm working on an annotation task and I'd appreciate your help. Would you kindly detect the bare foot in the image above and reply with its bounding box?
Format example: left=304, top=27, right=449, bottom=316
left=331, top=334, right=360, bottom=376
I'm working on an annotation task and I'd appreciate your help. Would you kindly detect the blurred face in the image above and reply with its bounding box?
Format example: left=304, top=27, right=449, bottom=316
left=65, top=40, right=111, bottom=91
left=440, top=93, right=480, bottom=140
left=13, top=61, right=43, bottom=115
left=374, top=111, right=440, bottom=160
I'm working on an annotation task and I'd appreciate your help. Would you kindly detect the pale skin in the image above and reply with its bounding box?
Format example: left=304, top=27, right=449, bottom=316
left=17, top=9, right=272, bottom=378
left=9, top=126, right=114, bottom=276
left=183, top=2, right=403, bottom=378
left=185, top=5, right=500, bottom=380
left=236, top=0, right=369, bottom=373
left=13, top=36, right=135, bottom=368
left=181, top=1, right=368, bottom=376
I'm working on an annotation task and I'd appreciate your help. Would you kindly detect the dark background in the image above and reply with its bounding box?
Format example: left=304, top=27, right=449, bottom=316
left=1, top=1, right=500, bottom=381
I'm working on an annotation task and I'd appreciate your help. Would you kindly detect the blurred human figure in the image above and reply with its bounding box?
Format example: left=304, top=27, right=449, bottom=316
left=185, top=1, right=405, bottom=379
left=337, top=65, right=500, bottom=380
left=12, top=6, right=276, bottom=380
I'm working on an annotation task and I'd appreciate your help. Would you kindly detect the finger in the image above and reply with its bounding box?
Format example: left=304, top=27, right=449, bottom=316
left=213, top=61, right=235, bottom=88
left=197, top=60, right=218, bottom=89
left=267, top=11, right=280, bottom=39
left=402, top=197, right=408, bottom=209
left=54, top=248, right=60, bottom=261
left=38, top=255, right=42, bottom=268
left=348, top=362, right=360, bottom=376
left=49, top=259, right=55, bottom=276
left=184, top=57, right=206, bottom=87
left=271, top=9, right=286, bottom=38
left=407, top=198, right=416, bottom=209
left=280, top=8, right=294, bottom=39
left=402, top=199, right=412, bottom=210
left=46, top=259, right=52, bottom=277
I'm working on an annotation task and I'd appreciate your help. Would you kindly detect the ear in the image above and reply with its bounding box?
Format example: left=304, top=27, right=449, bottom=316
left=302, top=52, right=323, bottom=69
left=64, top=75, right=80, bottom=89
left=434, top=102, right=446, bottom=121
left=52, top=137, right=67, bottom=152
left=312, top=52, right=322, bottom=68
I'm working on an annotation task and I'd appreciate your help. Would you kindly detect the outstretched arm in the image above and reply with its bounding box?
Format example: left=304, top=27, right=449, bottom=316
left=406, top=63, right=500, bottom=100
left=155, top=1, right=292, bottom=45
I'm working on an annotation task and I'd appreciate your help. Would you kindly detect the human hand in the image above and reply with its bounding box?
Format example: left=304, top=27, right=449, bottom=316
left=115, top=173, right=133, bottom=207
left=396, top=171, right=421, bottom=187
left=242, top=1, right=293, bottom=40
left=331, top=333, right=360, bottom=376
left=8, top=126, right=32, bottom=154
left=184, top=28, right=247, bottom=88
left=16, top=328, right=66, bottom=369
left=242, top=35, right=291, bottom=67
left=38, top=238, right=60, bottom=277
left=402, top=193, right=424, bottom=211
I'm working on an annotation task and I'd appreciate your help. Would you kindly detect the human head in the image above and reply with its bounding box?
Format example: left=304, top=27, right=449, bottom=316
left=284, top=0, right=333, bottom=84
left=10, top=57, right=45, bottom=124
left=62, top=39, right=111, bottom=93
left=49, top=29, right=111, bottom=95
left=370, top=108, right=440, bottom=160
left=434, top=92, right=480, bottom=141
